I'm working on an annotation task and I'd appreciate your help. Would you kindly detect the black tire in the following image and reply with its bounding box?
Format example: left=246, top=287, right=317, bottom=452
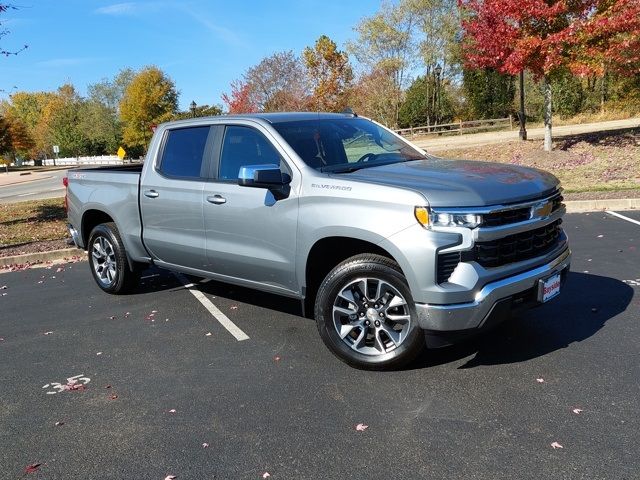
left=87, top=222, right=139, bottom=294
left=314, top=254, right=425, bottom=370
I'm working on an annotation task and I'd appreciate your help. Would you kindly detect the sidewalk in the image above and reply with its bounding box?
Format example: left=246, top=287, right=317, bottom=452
left=0, top=170, right=54, bottom=187
left=413, top=117, right=640, bottom=151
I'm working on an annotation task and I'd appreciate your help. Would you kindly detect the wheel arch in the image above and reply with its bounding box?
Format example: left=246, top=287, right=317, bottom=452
left=302, top=235, right=406, bottom=317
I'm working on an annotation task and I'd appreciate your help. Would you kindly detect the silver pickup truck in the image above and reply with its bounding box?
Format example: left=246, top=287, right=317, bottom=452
left=66, top=112, right=570, bottom=369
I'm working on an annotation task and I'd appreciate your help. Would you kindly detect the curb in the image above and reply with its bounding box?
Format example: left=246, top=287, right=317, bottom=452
left=0, top=248, right=84, bottom=271
left=564, top=198, right=640, bottom=213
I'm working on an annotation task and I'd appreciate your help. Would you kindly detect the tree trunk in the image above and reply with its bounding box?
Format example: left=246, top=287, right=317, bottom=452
left=543, top=75, right=552, bottom=152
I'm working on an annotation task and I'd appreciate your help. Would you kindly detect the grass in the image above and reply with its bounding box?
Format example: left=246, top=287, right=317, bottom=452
left=436, top=127, right=640, bottom=193
left=0, top=198, right=68, bottom=247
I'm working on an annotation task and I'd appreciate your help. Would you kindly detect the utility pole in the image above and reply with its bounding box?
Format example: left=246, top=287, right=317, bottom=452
left=519, top=70, right=527, bottom=141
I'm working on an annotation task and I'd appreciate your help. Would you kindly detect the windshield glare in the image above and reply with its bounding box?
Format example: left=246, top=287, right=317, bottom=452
left=272, top=118, right=427, bottom=172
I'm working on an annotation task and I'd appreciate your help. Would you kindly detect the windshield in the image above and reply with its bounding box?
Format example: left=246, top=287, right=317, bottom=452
left=272, top=118, right=428, bottom=172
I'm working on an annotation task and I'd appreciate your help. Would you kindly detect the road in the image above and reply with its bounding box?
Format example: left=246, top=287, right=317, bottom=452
left=0, top=169, right=68, bottom=204
left=413, top=117, right=640, bottom=151
left=0, top=212, right=638, bottom=479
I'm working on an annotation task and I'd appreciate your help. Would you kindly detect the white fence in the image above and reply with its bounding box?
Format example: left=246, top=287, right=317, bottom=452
left=20, top=155, right=140, bottom=167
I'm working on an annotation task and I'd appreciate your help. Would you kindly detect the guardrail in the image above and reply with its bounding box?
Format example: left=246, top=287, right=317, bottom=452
left=396, top=116, right=514, bottom=138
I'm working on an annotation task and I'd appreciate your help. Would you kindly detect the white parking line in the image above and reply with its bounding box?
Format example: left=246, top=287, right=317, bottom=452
left=606, top=211, right=640, bottom=227
left=175, top=273, right=249, bottom=341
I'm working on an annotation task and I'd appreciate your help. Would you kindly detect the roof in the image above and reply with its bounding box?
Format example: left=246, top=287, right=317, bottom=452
left=220, top=112, right=357, bottom=124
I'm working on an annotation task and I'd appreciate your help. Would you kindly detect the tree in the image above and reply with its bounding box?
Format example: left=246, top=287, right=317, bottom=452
left=222, top=79, right=258, bottom=114
left=172, top=103, right=222, bottom=120
left=462, top=68, right=515, bottom=120
left=303, top=35, right=353, bottom=112
left=120, top=66, right=178, bottom=154
left=244, top=51, right=309, bottom=111
left=0, top=113, right=33, bottom=164
left=399, top=75, right=454, bottom=127
left=349, top=2, right=416, bottom=126
left=0, top=4, right=27, bottom=57
left=87, top=68, right=135, bottom=112
left=460, top=0, right=640, bottom=151
left=348, top=68, right=398, bottom=126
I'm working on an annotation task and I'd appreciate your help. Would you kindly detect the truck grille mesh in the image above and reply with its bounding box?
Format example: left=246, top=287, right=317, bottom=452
left=474, top=219, right=563, bottom=268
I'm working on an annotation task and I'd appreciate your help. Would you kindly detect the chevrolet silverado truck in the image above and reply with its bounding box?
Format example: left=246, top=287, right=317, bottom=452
left=66, top=112, right=570, bottom=369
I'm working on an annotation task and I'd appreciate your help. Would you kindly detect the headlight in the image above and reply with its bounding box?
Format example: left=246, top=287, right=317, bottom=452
left=415, top=207, right=482, bottom=229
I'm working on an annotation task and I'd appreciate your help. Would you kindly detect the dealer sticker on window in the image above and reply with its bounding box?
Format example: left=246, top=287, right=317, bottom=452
left=539, top=273, right=561, bottom=303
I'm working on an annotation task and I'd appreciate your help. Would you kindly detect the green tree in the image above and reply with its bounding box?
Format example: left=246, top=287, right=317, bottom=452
left=462, top=68, right=515, bottom=120
left=120, top=66, right=179, bottom=154
left=303, top=35, right=353, bottom=112
left=399, top=75, right=454, bottom=127
left=172, top=103, right=223, bottom=120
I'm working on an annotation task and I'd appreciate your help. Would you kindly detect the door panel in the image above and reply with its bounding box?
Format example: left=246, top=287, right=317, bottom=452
left=203, top=184, right=298, bottom=291
left=140, top=125, right=213, bottom=269
left=203, top=125, right=299, bottom=292
left=141, top=179, right=207, bottom=269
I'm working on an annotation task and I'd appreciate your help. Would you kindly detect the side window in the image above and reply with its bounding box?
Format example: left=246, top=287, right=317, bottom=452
left=159, top=126, right=210, bottom=179
left=219, top=126, right=283, bottom=181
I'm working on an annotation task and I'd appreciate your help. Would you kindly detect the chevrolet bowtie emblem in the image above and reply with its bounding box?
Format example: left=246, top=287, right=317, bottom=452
left=533, top=201, right=553, bottom=218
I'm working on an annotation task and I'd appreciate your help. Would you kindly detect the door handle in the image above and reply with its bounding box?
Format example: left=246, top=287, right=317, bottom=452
left=206, top=194, right=226, bottom=205
left=144, top=190, right=159, bottom=198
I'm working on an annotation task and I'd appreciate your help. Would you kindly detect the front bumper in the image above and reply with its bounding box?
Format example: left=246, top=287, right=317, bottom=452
left=415, top=247, right=571, bottom=332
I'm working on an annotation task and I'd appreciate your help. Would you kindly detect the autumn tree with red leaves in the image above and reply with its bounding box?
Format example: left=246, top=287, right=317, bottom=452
left=460, top=0, right=640, bottom=151
left=221, top=79, right=258, bottom=114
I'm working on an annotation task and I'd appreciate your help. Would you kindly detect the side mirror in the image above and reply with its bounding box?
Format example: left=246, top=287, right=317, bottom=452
left=238, top=164, right=291, bottom=199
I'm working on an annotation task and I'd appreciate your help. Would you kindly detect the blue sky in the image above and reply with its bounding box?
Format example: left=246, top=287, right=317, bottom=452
left=0, top=0, right=381, bottom=110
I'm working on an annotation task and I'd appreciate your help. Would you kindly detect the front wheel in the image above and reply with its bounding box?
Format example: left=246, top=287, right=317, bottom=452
left=314, top=254, right=425, bottom=370
left=88, top=222, right=139, bottom=294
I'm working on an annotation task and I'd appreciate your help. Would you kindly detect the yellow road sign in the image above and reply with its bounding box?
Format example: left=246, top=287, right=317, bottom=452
left=117, top=147, right=126, bottom=160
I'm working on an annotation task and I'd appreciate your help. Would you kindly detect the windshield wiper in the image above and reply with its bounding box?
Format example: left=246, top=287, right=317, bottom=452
left=320, top=164, right=366, bottom=174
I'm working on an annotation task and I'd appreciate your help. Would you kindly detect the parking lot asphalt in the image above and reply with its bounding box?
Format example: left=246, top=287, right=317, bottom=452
left=0, top=212, right=638, bottom=480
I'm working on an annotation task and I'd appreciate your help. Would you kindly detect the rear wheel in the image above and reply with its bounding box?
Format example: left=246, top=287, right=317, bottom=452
left=88, top=222, right=139, bottom=294
left=314, top=254, right=425, bottom=370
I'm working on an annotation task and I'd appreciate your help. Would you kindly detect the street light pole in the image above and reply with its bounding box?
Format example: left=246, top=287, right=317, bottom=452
left=190, top=100, right=197, bottom=118
left=434, top=64, right=442, bottom=125
left=519, top=70, right=527, bottom=141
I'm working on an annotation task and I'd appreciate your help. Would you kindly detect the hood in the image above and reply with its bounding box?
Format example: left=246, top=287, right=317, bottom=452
left=338, top=158, right=560, bottom=207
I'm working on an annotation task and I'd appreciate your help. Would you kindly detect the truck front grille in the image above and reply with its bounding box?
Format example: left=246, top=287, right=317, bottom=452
left=436, top=220, right=564, bottom=283
left=481, top=193, right=563, bottom=228
left=473, top=219, right=563, bottom=268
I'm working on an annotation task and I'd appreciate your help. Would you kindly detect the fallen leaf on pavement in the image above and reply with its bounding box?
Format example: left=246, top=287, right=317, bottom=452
left=274, top=355, right=281, bottom=361
left=355, top=423, right=368, bottom=431
left=572, top=408, right=583, bottom=414
left=55, top=421, right=64, bottom=426
left=43, top=331, right=53, bottom=335
left=205, top=332, right=212, bottom=337
left=96, top=352, right=103, bottom=356
left=164, top=476, right=177, bottom=480
left=551, top=441, right=564, bottom=449
left=262, top=473, right=271, bottom=479
left=110, top=394, right=118, bottom=400
left=109, top=316, right=116, bottom=320
left=202, top=443, right=209, bottom=448
left=230, top=305, right=238, bottom=310
left=0, top=285, right=7, bottom=289
left=25, top=463, right=41, bottom=473
left=104, top=385, right=112, bottom=389
left=536, top=378, right=544, bottom=383
left=597, top=234, right=603, bottom=238
left=168, top=409, right=176, bottom=413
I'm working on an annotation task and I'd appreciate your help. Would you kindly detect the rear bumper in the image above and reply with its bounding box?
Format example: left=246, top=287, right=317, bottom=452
left=415, top=247, right=571, bottom=332
left=68, top=223, right=81, bottom=248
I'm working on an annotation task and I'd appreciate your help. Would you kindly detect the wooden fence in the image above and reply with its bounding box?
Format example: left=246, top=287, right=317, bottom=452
left=396, top=116, right=514, bottom=138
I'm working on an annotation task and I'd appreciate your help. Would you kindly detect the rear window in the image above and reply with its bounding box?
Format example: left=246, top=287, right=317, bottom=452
left=159, top=126, right=210, bottom=178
